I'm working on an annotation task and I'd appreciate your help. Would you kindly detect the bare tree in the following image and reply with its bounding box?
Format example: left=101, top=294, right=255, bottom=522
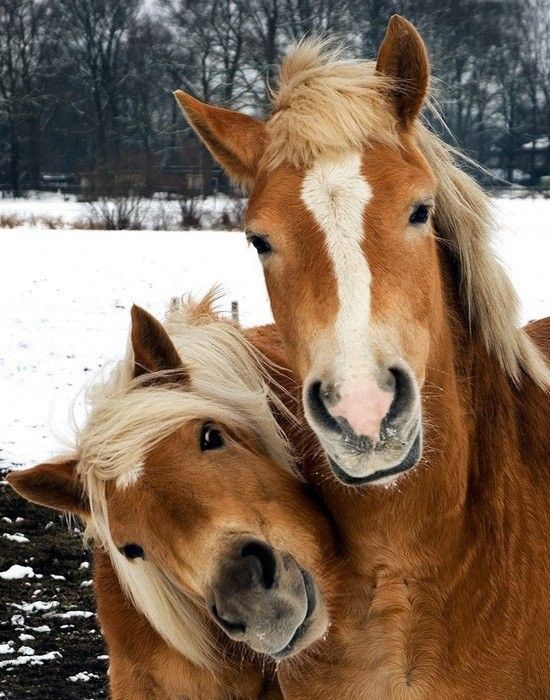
left=58, top=0, right=140, bottom=186
left=0, top=0, right=58, bottom=194
left=520, top=0, right=550, bottom=169
left=1, top=0, right=547, bottom=196
left=122, top=14, right=173, bottom=194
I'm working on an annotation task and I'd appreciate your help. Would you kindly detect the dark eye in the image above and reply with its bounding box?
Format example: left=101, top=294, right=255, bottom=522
left=409, top=204, right=430, bottom=225
left=120, top=543, right=144, bottom=559
left=248, top=235, right=272, bottom=255
left=200, top=423, right=225, bottom=451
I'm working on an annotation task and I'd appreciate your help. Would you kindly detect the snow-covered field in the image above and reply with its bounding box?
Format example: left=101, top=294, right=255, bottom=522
left=0, top=196, right=549, bottom=470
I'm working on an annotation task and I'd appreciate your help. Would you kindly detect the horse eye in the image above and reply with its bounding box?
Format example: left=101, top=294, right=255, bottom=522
left=200, top=424, right=225, bottom=451
left=248, top=235, right=272, bottom=255
left=120, top=543, right=144, bottom=560
left=409, top=204, right=430, bottom=225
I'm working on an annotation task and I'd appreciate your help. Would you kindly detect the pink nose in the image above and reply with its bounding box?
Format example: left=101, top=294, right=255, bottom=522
left=328, top=377, right=394, bottom=442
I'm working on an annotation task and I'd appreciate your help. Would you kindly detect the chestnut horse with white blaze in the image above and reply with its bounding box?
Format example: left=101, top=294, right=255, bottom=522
left=176, top=15, right=550, bottom=698
left=7, top=296, right=337, bottom=699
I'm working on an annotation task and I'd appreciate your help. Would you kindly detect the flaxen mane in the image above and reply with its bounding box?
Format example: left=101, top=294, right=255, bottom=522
left=69, top=292, right=293, bottom=668
left=266, top=39, right=549, bottom=389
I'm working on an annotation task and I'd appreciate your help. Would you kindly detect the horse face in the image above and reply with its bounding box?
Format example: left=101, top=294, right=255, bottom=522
left=105, top=420, right=331, bottom=658
left=175, top=15, right=437, bottom=486
left=246, top=143, right=437, bottom=486
left=8, top=304, right=334, bottom=661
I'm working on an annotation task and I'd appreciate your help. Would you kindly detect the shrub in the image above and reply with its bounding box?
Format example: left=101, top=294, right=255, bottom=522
left=178, top=196, right=203, bottom=229
left=84, top=192, right=147, bottom=230
left=0, top=213, right=25, bottom=228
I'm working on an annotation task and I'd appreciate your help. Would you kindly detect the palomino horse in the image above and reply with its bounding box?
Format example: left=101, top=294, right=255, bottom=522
left=7, top=296, right=337, bottom=699
left=176, top=15, right=550, bottom=698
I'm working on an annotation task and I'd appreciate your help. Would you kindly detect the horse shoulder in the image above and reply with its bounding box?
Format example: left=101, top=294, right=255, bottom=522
left=515, top=317, right=550, bottom=478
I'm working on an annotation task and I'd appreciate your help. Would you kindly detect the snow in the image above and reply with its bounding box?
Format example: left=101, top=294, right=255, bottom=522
left=47, top=610, right=94, bottom=619
left=0, top=191, right=85, bottom=225
left=0, top=196, right=548, bottom=471
left=1, top=227, right=270, bottom=467
left=491, top=199, right=549, bottom=322
left=522, top=136, right=550, bottom=150
left=68, top=672, right=99, bottom=682
left=3, top=532, right=29, bottom=543
left=0, top=565, right=36, bottom=580
left=17, top=646, right=35, bottom=655
left=11, top=601, right=59, bottom=613
left=0, top=191, right=239, bottom=229
left=0, top=650, right=61, bottom=668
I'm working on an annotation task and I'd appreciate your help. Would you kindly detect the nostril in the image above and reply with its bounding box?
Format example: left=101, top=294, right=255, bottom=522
left=241, top=541, right=277, bottom=590
left=306, top=381, right=340, bottom=433
left=211, top=604, right=247, bottom=634
left=386, top=367, right=412, bottom=424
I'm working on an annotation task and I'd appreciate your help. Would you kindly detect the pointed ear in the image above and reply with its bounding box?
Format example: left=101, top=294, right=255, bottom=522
left=174, top=90, right=267, bottom=189
left=376, top=15, right=429, bottom=129
left=130, top=305, right=190, bottom=385
left=6, top=459, right=89, bottom=518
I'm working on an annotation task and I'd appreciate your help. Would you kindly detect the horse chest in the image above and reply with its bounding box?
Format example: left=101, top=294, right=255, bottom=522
left=337, top=574, right=449, bottom=698
left=281, top=574, right=451, bottom=699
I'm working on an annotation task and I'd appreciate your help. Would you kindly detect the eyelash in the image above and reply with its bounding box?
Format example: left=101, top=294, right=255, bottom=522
left=409, top=204, right=431, bottom=225
left=248, top=235, right=273, bottom=255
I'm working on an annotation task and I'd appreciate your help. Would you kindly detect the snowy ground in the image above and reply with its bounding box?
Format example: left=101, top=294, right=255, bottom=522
left=0, top=196, right=548, bottom=469
left=0, top=228, right=270, bottom=469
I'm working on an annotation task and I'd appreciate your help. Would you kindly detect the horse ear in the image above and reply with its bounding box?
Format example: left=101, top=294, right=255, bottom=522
left=174, top=90, right=267, bottom=189
left=6, top=459, right=89, bottom=518
left=376, top=15, right=429, bottom=129
left=130, top=305, right=190, bottom=385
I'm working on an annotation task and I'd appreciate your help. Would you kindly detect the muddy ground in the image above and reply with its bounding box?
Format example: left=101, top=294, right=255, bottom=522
left=0, top=471, right=108, bottom=699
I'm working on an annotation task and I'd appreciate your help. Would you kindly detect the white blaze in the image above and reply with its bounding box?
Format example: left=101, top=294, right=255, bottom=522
left=301, top=153, right=372, bottom=373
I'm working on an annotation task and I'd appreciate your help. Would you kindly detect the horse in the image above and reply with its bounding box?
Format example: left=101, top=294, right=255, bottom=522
left=7, top=295, right=337, bottom=699
left=175, top=15, right=550, bottom=697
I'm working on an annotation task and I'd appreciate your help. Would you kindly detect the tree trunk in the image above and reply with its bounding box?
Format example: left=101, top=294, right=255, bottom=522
left=28, top=111, right=41, bottom=190
left=9, top=116, right=21, bottom=197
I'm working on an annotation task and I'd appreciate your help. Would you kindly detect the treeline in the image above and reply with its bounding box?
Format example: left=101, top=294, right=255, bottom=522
left=0, top=0, right=549, bottom=196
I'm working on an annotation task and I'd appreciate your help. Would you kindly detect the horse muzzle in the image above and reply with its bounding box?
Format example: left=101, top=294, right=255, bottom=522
left=305, top=363, right=423, bottom=485
left=206, top=538, right=327, bottom=657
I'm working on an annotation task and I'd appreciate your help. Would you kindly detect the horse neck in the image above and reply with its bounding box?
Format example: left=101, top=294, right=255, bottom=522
left=320, top=250, right=545, bottom=570
left=391, top=250, right=550, bottom=569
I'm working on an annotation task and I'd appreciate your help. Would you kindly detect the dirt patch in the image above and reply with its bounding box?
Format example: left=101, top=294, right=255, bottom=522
left=0, top=472, right=107, bottom=699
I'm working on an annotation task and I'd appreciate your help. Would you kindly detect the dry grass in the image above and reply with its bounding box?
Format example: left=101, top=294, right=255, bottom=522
left=0, top=213, right=66, bottom=230
left=32, top=215, right=65, bottom=229
left=0, top=196, right=246, bottom=231
left=0, top=213, right=25, bottom=228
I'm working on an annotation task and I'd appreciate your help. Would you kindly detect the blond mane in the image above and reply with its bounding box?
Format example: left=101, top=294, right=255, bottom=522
left=266, top=39, right=399, bottom=169
left=266, top=39, right=549, bottom=389
left=71, top=292, right=294, bottom=668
